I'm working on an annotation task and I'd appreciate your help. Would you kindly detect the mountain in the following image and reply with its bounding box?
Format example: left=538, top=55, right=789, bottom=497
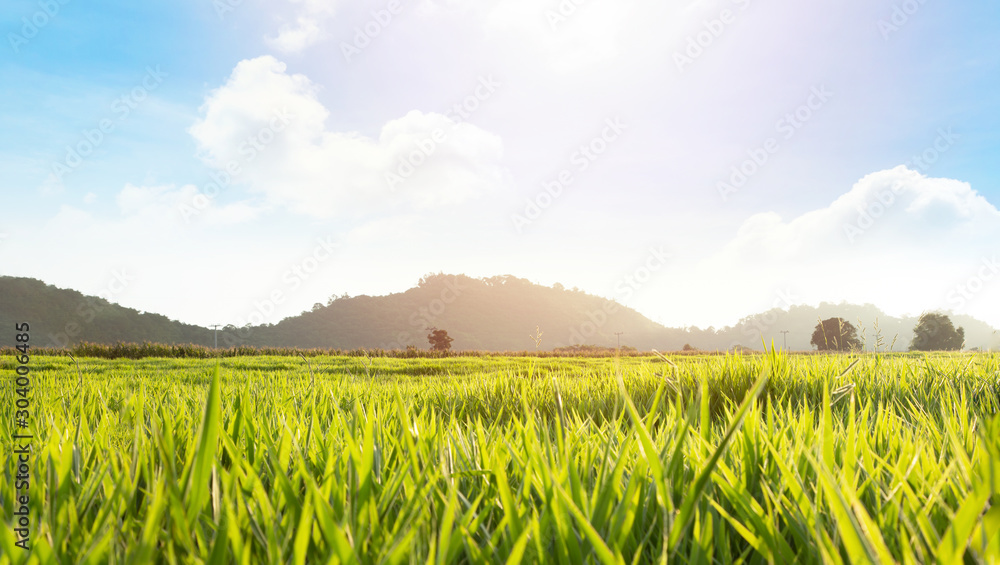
left=2, top=274, right=998, bottom=352
left=0, top=276, right=211, bottom=347
left=239, top=274, right=675, bottom=350
left=201, top=274, right=1000, bottom=352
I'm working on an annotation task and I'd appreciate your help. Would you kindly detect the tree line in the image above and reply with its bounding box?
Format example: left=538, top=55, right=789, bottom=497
left=810, top=312, right=965, bottom=352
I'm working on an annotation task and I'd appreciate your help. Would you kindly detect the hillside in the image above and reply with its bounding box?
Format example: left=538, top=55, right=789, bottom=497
left=0, top=276, right=211, bottom=347
left=710, top=303, right=1000, bottom=352
left=233, top=274, right=1000, bottom=352
left=240, top=274, right=680, bottom=350
left=2, top=274, right=997, bottom=352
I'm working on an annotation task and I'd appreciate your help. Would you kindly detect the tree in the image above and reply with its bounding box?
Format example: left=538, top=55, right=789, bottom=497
left=427, top=328, right=454, bottom=352
left=910, top=312, right=964, bottom=351
left=810, top=318, right=861, bottom=351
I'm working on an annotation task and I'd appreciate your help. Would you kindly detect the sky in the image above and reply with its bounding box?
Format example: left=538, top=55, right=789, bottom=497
left=2, top=0, right=1000, bottom=332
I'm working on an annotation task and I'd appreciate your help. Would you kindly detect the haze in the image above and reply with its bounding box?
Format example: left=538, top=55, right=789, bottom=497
left=2, top=0, right=999, bottom=330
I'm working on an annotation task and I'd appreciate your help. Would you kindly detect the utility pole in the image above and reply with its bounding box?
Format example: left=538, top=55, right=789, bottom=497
left=780, top=330, right=790, bottom=351
left=210, top=324, right=221, bottom=349
left=614, top=332, right=624, bottom=355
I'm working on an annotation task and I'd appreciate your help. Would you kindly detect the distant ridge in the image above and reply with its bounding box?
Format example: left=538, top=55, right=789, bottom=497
left=2, top=274, right=997, bottom=351
left=0, top=276, right=210, bottom=347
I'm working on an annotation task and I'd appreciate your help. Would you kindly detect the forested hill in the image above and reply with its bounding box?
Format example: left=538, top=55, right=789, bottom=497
left=237, top=274, right=1000, bottom=351
left=3, top=274, right=998, bottom=351
left=0, top=274, right=677, bottom=351
left=0, top=276, right=210, bottom=347
left=243, top=274, right=678, bottom=350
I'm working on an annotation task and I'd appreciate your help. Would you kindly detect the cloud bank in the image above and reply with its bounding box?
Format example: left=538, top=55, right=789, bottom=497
left=187, top=56, right=505, bottom=218
left=651, top=167, right=1000, bottom=328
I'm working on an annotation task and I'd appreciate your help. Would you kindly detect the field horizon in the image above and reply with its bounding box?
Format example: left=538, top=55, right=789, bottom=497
left=2, top=350, right=999, bottom=563
left=4, top=274, right=999, bottom=354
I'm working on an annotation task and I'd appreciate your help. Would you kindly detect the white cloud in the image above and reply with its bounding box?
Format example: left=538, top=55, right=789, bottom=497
left=646, top=167, right=1000, bottom=329
left=117, top=183, right=264, bottom=227
left=265, top=0, right=339, bottom=53
left=267, top=17, right=323, bottom=54
left=188, top=56, right=505, bottom=218
left=722, top=166, right=1000, bottom=259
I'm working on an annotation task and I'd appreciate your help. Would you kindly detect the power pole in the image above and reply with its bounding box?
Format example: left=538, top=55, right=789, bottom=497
left=780, top=330, right=790, bottom=351
left=614, top=332, right=624, bottom=355
left=210, top=325, right=221, bottom=349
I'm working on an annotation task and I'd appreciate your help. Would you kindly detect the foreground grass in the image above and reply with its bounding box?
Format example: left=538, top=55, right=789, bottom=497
left=1, top=352, right=999, bottom=563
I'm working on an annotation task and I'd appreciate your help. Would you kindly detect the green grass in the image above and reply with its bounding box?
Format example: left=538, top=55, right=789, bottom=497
left=2, top=351, right=999, bottom=563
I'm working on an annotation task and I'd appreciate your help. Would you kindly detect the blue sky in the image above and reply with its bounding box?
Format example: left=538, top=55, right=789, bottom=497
left=3, top=0, right=1000, bottom=336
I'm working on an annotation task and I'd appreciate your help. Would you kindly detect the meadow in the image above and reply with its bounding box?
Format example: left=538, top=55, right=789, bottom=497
left=1, top=351, right=999, bottom=564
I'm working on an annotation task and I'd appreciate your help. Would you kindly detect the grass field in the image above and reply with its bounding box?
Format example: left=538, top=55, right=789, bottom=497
left=2, top=351, right=999, bottom=564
